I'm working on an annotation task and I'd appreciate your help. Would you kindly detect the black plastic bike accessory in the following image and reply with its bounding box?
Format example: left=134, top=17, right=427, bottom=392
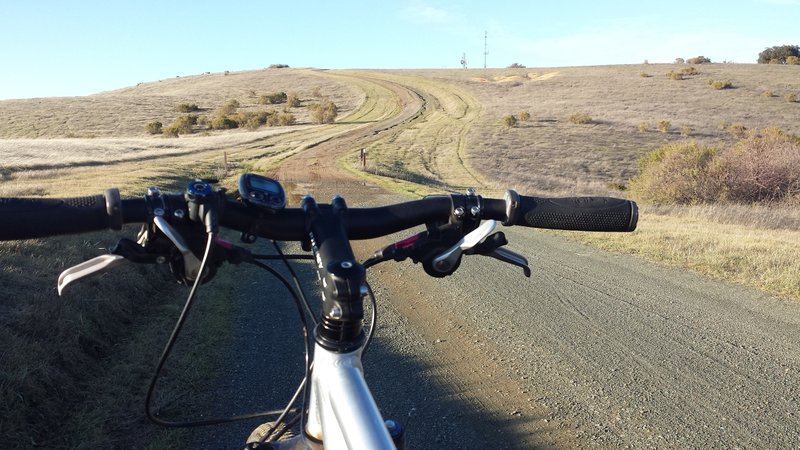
left=239, top=173, right=287, bottom=212
left=0, top=189, right=122, bottom=240
left=302, top=195, right=367, bottom=353
left=515, top=196, right=638, bottom=232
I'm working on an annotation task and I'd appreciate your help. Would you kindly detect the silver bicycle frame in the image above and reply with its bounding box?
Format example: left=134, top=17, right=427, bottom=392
left=268, top=343, right=396, bottom=450
left=305, top=343, right=395, bottom=449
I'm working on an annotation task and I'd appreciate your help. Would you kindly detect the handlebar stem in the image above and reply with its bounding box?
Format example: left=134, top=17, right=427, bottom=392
left=302, top=195, right=367, bottom=353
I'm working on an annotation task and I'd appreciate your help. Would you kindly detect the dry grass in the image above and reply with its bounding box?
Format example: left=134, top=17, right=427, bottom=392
left=570, top=205, right=800, bottom=300
left=0, top=69, right=362, bottom=138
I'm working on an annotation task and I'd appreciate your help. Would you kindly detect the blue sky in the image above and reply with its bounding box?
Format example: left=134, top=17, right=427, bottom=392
left=0, top=0, right=797, bottom=99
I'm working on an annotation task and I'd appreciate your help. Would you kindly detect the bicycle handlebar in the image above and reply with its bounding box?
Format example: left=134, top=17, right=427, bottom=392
left=0, top=189, right=637, bottom=241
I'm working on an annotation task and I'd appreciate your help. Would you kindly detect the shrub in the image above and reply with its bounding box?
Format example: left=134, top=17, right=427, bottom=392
left=507, top=63, right=526, bottom=68
left=762, top=91, right=776, bottom=98
left=680, top=66, right=699, bottom=76
left=787, top=56, right=800, bottom=65
left=162, top=124, right=180, bottom=137
left=286, top=92, right=301, bottom=108
left=666, top=71, right=684, bottom=80
left=640, top=72, right=651, bottom=78
left=503, top=115, right=518, bottom=127
left=680, top=126, right=693, bottom=137
left=268, top=64, right=290, bottom=69
left=708, top=79, right=733, bottom=90
left=220, top=99, right=240, bottom=115
left=629, top=129, right=800, bottom=204
left=176, top=103, right=199, bottom=113
left=674, top=57, right=685, bottom=64
left=607, top=181, right=627, bottom=191
left=234, top=111, right=272, bottom=130
left=259, top=92, right=287, bottom=105
left=517, top=111, right=531, bottom=122
left=687, top=56, right=711, bottom=64
left=568, top=112, right=592, bottom=124
left=638, top=122, right=649, bottom=132
left=145, top=121, right=163, bottom=135
left=628, top=142, right=726, bottom=204
left=277, top=113, right=296, bottom=126
left=724, top=128, right=800, bottom=202
left=309, top=100, right=338, bottom=124
left=163, top=114, right=195, bottom=136
left=785, top=93, right=798, bottom=103
left=657, top=120, right=671, bottom=133
left=210, top=115, right=238, bottom=130
left=757, top=45, right=799, bottom=64
left=727, top=124, right=748, bottom=139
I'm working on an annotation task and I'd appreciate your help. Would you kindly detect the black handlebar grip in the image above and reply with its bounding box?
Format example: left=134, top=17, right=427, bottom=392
left=0, top=189, right=123, bottom=240
left=515, top=196, right=638, bottom=232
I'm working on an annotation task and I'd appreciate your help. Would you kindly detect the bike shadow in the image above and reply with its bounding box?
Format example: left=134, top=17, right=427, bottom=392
left=179, top=240, right=557, bottom=449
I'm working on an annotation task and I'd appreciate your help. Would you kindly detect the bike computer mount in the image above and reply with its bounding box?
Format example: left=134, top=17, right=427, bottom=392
left=238, top=173, right=286, bottom=212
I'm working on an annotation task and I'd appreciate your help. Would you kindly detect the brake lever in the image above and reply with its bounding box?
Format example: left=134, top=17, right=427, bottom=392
left=430, top=220, right=497, bottom=273
left=464, top=231, right=531, bottom=278
left=153, top=216, right=203, bottom=281
left=488, top=247, right=531, bottom=277
left=57, top=254, right=127, bottom=296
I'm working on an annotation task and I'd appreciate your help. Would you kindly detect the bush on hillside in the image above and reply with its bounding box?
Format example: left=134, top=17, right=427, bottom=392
left=211, top=115, right=238, bottom=130
left=568, top=112, right=592, bottom=124
left=259, top=92, right=288, bottom=105
left=687, top=56, right=711, bottom=64
left=628, top=142, right=725, bottom=204
left=757, top=45, right=799, bottom=64
left=286, top=92, right=301, bottom=107
left=657, top=120, right=672, bottom=133
left=309, top=100, right=338, bottom=124
left=629, top=129, right=800, bottom=204
left=507, top=63, right=526, bottom=68
left=724, top=128, right=800, bottom=202
left=666, top=71, right=684, bottom=80
left=708, top=79, right=733, bottom=90
left=176, top=103, right=199, bottom=113
left=220, top=99, right=241, bottom=115
left=162, top=114, right=196, bottom=136
left=145, top=121, right=162, bottom=135
left=503, top=115, right=517, bottom=127
left=517, top=111, right=530, bottom=122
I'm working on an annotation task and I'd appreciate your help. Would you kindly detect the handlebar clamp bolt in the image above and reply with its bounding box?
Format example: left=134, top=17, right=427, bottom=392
left=340, top=261, right=353, bottom=269
left=147, top=187, right=161, bottom=197
left=470, top=206, right=481, bottom=216
left=173, top=209, right=185, bottom=219
left=330, top=305, right=343, bottom=320
left=153, top=208, right=165, bottom=217
left=454, top=207, right=465, bottom=218
left=466, top=187, right=477, bottom=196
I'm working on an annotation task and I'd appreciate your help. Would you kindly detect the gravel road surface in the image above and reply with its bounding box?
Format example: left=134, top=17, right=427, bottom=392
left=186, top=184, right=800, bottom=449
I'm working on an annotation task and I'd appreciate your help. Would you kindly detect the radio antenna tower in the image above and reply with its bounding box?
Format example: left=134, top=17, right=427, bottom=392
left=461, top=52, right=468, bottom=69
left=483, top=31, right=488, bottom=68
